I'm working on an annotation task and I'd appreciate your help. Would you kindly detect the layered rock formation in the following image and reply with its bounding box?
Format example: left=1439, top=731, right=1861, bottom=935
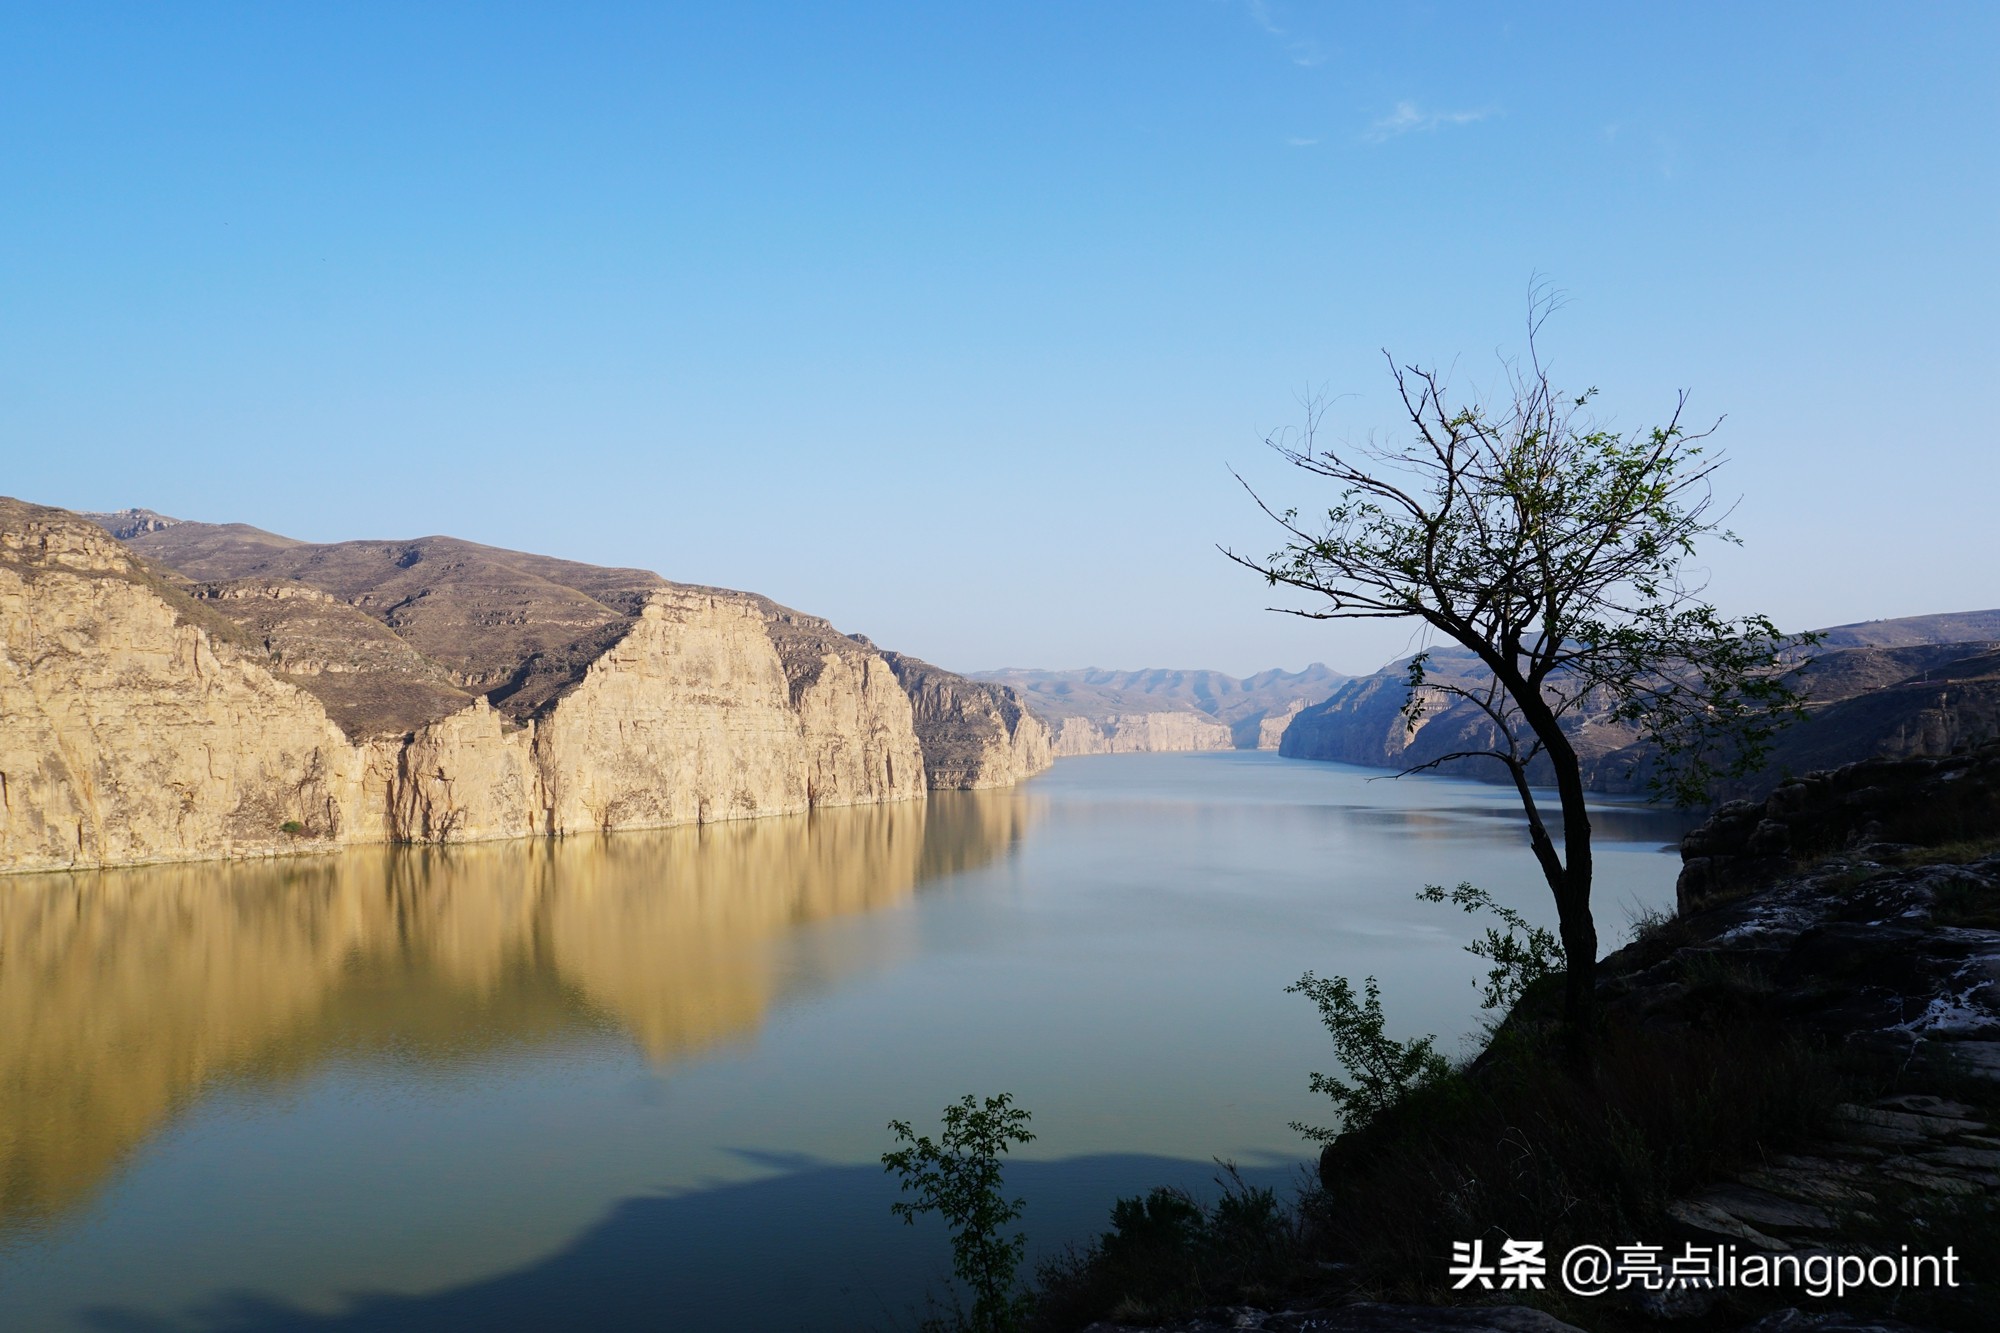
left=1676, top=740, right=2000, bottom=914
left=880, top=651, right=1053, bottom=788
left=977, top=663, right=1344, bottom=754
left=0, top=498, right=1049, bottom=871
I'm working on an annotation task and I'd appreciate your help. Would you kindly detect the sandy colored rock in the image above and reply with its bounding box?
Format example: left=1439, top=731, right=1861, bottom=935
left=1, top=498, right=1024, bottom=871
left=980, top=663, right=1344, bottom=752
left=1050, top=711, right=1234, bottom=755
left=0, top=500, right=367, bottom=871
left=882, top=651, right=1054, bottom=789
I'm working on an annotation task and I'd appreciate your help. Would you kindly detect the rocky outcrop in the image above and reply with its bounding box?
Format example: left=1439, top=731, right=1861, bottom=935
left=1676, top=741, right=2000, bottom=913
left=0, top=499, right=1013, bottom=871
left=1257, top=698, right=1309, bottom=749
left=759, top=616, right=928, bottom=809
left=882, top=651, right=1053, bottom=788
left=979, top=664, right=1345, bottom=753
left=0, top=501, right=369, bottom=870
left=1748, top=646, right=2000, bottom=788
left=1591, top=767, right=2000, bottom=1301
left=1276, top=649, right=1556, bottom=776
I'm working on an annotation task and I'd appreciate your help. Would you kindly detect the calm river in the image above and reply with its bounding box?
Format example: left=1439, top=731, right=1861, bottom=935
left=0, top=752, right=1689, bottom=1330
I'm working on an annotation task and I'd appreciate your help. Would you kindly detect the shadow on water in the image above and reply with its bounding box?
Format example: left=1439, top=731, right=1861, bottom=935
left=75, top=1153, right=1301, bottom=1333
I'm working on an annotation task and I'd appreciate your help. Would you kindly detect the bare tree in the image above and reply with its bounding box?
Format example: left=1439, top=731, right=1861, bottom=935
left=1226, top=303, right=1807, bottom=1041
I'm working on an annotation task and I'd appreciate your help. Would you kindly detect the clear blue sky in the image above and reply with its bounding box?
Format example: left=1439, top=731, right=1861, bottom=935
left=4, top=2, right=1993, bottom=676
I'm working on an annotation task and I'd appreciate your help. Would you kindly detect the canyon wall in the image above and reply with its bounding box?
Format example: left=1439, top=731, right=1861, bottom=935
left=0, top=499, right=1030, bottom=872
left=1049, top=711, right=1233, bottom=756
left=0, top=504, right=369, bottom=871
left=977, top=663, right=1344, bottom=754
left=881, top=651, right=1053, bottom=788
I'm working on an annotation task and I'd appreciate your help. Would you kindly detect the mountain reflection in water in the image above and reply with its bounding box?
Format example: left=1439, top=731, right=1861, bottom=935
left=0, top=791, right=1032, bottom=1233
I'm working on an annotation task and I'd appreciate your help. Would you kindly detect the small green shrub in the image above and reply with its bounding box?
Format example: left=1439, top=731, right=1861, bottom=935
left=884, top=1093, right=1037, bottom=1333
left=278, top=820, right=305, bottom=836
left=1287, top=971, right=1451, bottom=1143
left=1417, top=881, right=1565, bottom=1010
left=1030, top=1167, right=1301, bottom=1329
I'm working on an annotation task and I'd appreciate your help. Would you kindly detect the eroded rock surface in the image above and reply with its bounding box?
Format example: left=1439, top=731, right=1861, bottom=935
left=1, top=498, right=1026, bottom=870
left=1677, top=743, right=2000, bottom=912
left=883, top=650, right=1053, bottom=788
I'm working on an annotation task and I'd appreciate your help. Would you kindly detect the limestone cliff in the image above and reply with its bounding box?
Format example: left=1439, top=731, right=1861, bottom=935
left=1255, top=698, right=1309, bottom=749
left=976, top=663, right=1343, bottom=753
left=0, top=500, right=368, bottom=871
left=0, top=499, right=1010, bottom=872
left=1049, top=711, right=1233, bottom=756
left=880, top=651, right=1053, bottom=789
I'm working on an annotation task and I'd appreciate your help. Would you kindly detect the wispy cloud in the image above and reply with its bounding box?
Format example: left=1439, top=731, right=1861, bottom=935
left=1364, top=100, right=1495, bottom=142
left=1243, top=0, right=1283, bottom=36
left=1286, top=136, right=1319, bottom=148
left=1239, top=1, right=1329, bottom=67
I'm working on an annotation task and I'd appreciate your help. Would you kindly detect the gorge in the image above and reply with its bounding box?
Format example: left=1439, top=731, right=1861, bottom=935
left=975, top=664, right=1344, bottom=756
left=0, top=499, right=1051, bottom=873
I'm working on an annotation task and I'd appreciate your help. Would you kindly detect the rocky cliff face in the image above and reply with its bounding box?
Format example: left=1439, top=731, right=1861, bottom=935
left=1255, top=697, right=1309, bottom=749
left=1676, top=740, right=2000, bottom=914
left=0, top=501, right=368, bottom=870
left=1275, top=648, right=1559, bottom=777
left=881, top=651, right=1053, bottom=788
left=0, top=499, right=1008, bottom=872
left=976, top=663, right=1344, bottom=753
left=1049, top=711, right=1233, bottom=756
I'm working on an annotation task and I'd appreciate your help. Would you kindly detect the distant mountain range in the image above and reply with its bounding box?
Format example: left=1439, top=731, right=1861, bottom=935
left=982, top=609, right=2000, bottom=792
left=971, top=665, right=1347, bottom=754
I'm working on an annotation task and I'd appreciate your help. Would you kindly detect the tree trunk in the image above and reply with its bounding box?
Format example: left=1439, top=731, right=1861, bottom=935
left=1550, top=749, right=1598, bottom=1056
left=1509, top=683, right=1598, bottom=1053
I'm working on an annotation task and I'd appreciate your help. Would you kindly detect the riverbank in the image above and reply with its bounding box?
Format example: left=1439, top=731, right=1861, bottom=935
left=1038, top=745, right=2000, bottom=1333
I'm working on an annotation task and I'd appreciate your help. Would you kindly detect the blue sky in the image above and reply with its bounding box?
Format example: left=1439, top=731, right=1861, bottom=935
left=3, top=2, right=1993, bottom=676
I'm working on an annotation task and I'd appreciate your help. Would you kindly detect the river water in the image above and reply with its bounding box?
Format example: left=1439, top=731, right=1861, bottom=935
left=0, top=752, right=1689, bottom=1331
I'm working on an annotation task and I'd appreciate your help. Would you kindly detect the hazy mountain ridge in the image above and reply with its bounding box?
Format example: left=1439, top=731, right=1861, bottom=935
left=973, top=663, right=1346, bottom=754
